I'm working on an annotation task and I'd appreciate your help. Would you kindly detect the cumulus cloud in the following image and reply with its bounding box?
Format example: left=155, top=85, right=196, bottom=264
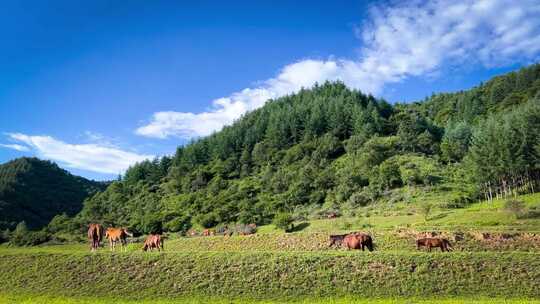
left=0, top=143, right=30, bottom=152
left=136, top=0, right=540, bottom=139
left=136, top=60, right=374, bottom=138
left=7, top=133, right=153, bottom=174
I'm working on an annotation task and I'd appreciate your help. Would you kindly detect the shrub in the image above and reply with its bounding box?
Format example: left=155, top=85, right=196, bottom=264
left=237, top=210, right=260, bottom=225
left=0, top=229, right=10, bottom=244
left=311, top=208, right=341, bottom=220
left=194, top=212, right=219, bottom=228
left=504, top=200, right=527, bottom=218
left=442, top=195, right=472, bottom=209
left=418, top=203, right=433, bottom=221
left=46, top=213, right=78, bottom=234
left=164, top=215, right=192, bottom=234
left=273, top=212, right=294, bottom=232
left=347, top=192, right=371, bottom=207
left=9, top=222, right=50, bottom=246
left=522, top=206, right=540, bottom=219
left=235, top=224, right=257, bottom=235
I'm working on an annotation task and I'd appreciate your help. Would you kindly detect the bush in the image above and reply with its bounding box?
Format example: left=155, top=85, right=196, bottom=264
left=237, top=210, right=260, bottom=225
left=273, top=212, right=294, bottom=232
left=418, top=203, right=433, bottom=221
left=0, top=229, right=10, bottom=244
left=442, top=195, right=472, bottom=209
left=164, top=215, right=192, bottom=234
left=194, top=212, right=219, bottom=228
left=347, top=192, right=371, bottom=207
left=9, top=222, right=50, bottom=246
left=311, top=206, right=342, bottom=220
left=504, top=200, right=527, bottom=218
left=521, top=206, right=540, bottom=219
left=46, top=213, right=78, bottom=234
left=235, top=224, right=257, bottom=235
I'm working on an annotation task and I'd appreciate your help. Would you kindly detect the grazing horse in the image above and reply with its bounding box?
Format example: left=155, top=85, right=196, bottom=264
left=416, top=237, right=453, bottom=252
left=187, top=229, right=199, bottom=237
left=87, top=223, right=103, bottom=252
left=202, top=229, right=215, bottom=236
left=105, top=227, right=132, bottom=251
left=142, top=234, right=163, bottom=251
left=343, top=233, right=374, bottom=251
left=328, top=234, right=347, bottom=247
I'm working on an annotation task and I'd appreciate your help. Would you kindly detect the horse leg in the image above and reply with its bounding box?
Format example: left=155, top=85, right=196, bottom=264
left=428, top=245, right=432, bottom=252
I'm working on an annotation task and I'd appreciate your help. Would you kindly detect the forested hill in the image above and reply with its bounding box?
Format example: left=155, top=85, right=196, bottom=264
left=78, top=63, right=540, bottom=234
left=0, top=158, right=107, bottom=229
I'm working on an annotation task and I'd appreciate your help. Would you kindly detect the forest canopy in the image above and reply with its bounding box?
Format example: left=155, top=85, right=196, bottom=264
left=73, top=63, right=540, bottom=234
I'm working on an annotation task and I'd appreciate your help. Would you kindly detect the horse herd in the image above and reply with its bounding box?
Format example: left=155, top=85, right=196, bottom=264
left=329, top=232, right=454, bottom=252
left=87, top=223, right=163, bottom=252
left=87, top=223, right=453, bottom=253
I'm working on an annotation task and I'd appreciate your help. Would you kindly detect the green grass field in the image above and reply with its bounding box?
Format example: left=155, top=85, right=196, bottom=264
left=1, top=193, right=540, bottom=303
left=1, top=294, right=539, bottom=304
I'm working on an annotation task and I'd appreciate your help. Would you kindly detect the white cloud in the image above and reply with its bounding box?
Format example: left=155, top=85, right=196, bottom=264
left=136, top=60, right=375, bottom=138
left=7, top=133, right=153, bottom=175
left=0, top=143, right=30, bottom=152
left=136, top=0, right=540, bottom=139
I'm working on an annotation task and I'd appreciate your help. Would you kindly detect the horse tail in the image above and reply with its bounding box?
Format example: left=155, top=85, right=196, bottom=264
left=97, top=225, right=103, bottom=242
left=87, top=226, right=93, bottom=239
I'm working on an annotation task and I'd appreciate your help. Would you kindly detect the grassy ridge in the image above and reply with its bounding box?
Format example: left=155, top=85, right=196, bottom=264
left=2, top=227, right=540, bottom=254
left=1, top=294, right=539, bottom=304
left=1, top=251, right=539, bottom=300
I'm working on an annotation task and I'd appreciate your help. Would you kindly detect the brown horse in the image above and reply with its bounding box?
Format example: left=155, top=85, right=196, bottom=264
left=105, top=227, right=132, bottom=251
left=202, top=229, right=215, bottom=236
left=87, top=223, right=103, bottom=252
left=142, top=234, right=163, bottom=251
left=416, top=237, right=453, bottom=252
left=343, top=233, right=374, bottom=251
left=186, top=229, right=199, bottom=237
left=328, top=234, right=347, bottom=247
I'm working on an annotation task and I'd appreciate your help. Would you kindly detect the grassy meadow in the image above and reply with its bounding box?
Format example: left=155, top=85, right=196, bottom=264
left=1, top=193, right=540, bottom=303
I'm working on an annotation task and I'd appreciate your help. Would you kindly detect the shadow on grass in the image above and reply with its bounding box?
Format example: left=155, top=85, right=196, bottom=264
left=288, top=222, right=310, bottom=232
left=428, top=212, right=450, bottom=221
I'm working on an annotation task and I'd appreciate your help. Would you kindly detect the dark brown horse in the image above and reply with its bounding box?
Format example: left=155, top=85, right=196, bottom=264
left=87, top=223, right=103, bottom=252
left=328, top=234, right=347, bottom=247
left=142, top=234, right=164, bottom=251
left=343, top=233, right=374, bottom=251
left=416, top=237, right=453, bottom=252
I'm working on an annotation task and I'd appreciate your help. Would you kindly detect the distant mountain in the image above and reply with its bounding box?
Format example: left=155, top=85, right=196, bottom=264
left=0, top=157, right=107, bottom=229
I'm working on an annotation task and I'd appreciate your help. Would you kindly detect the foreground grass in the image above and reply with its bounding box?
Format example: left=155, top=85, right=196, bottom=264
left=1, top=251, right=539, bottom=299
left=1, top=294, right=539, bottom=304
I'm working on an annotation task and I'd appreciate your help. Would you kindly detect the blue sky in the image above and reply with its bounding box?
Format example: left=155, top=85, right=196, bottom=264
left=1, top=0, right=539, bottom=180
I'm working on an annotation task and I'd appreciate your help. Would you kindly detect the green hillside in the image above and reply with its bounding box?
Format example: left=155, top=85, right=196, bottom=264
left=75, top=63, right=540, bottom=234
left=0, top=157, right=107, bottom=230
